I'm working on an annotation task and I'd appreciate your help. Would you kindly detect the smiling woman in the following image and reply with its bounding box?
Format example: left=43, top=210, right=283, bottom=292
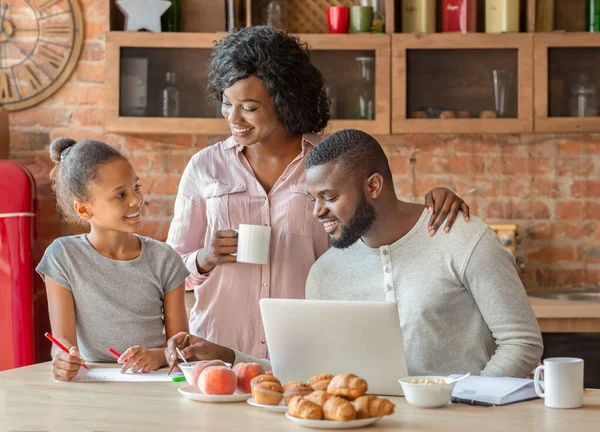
left=164, top=26, right=470, bottom=368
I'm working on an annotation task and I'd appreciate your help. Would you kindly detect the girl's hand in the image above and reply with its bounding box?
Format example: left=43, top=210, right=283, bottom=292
left=118, top=346, right=166, bottom=374
left=52, top=346, right=84, bottom=381
left=424, top=187, right=470, bottom=236
left=196, top=230, right=238, bottom=273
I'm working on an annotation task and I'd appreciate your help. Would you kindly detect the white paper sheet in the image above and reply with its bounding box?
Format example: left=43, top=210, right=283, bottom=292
left=70, top=367, right=183, bottom=383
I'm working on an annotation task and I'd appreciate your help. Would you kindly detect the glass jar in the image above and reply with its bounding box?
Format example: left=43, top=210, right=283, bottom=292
left=264, top=0, right=288, bottom=29
left=161, top=72, right=180, bottom=117
left=402, top=0, right=435, bottom=33
left=570, top=73, right=598, bottom=117
left=485, top=0, right=520, bottom=33
left=355, top=57, right=375, bottom=120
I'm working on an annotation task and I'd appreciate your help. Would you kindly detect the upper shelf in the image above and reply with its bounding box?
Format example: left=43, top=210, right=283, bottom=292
left=104, top=32, right=391, bottom=136
left=104, top=31, right=600, bottom=136
left=534, top=32, right=600, bottom=133
left=391, top=33, right=534, bottom=134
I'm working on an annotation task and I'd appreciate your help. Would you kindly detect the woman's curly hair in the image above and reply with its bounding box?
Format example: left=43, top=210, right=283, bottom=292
left=207, top=26, right=330, bottom=135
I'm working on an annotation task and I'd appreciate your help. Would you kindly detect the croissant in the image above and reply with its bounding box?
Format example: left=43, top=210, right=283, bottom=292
left=308, top=373, right=334, bottom=391
left=323, top=396, right=357, bottom=422
left=287, top=395, right=323, bottom=420
left=304, top=390, right=333, bottom=407
left=352, top=396, right=395, bottom=419
left=326, top=373, right=368, bottom=400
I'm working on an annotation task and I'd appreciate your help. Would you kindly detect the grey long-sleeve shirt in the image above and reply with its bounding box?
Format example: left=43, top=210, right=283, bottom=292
left=235, top=209, right=543, bottom=378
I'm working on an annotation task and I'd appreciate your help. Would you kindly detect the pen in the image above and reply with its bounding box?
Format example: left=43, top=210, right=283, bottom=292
left=44, top=332, right=89, bottom=370
left=172, top=376, right=186, bottom=382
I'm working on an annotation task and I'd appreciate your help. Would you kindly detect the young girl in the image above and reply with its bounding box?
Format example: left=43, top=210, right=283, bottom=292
left=37, top=138, right=189, bottom=381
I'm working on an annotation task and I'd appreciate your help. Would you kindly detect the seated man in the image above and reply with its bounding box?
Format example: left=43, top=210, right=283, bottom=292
left=168, top=129, right=542, bottom=378
left=300, top=129, right=542, bottom=377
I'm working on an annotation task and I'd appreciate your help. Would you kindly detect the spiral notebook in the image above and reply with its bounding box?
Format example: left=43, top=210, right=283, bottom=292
left=450, top=375, right=540, bottom=406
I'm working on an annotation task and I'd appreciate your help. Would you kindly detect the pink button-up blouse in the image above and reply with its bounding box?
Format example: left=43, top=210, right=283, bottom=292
left=166, top=134, right=330, bottom=359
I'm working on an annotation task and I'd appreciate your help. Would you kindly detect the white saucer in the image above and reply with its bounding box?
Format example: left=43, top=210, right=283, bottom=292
left=247, top=397, right=288, bottom=412
left=285, top=413, right=382, bottom=429
left=178, top=385, right=251, bottom=403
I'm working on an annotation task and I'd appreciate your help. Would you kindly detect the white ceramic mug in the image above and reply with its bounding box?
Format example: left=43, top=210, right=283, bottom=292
left=534, top=357, right=584, bottom=409
left=234, top=224, right=271, bottom=265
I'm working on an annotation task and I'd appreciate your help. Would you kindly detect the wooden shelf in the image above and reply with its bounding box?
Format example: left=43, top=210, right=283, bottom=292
left=391, top=33, right=533, bottom=134
left=300, top=34, right=391, bottom=135
left=105, top=32, right=390, bottom=136
left=105, top=32, right=230, bottom=135
left=105, top=30, right=600, bottom=136
left=534, top=32, right=600, bottom=133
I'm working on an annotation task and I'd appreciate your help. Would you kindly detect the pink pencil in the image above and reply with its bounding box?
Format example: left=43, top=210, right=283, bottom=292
left=44, top=332, right=89, bottom=370
left=108, top=347, right=126, bottom=362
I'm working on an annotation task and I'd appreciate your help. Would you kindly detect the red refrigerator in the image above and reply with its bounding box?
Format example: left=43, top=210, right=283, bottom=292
left=0, top=161, right=39, bottom=371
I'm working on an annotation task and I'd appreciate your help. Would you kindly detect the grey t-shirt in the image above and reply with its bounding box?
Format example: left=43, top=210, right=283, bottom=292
left=36, top=235, right=189, bottom=362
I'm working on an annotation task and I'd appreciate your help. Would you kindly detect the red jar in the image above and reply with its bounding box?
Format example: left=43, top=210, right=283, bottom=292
left=442, top=0, right=477, bottom=32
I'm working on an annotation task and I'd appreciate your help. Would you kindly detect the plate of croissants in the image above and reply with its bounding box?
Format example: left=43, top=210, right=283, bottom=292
left=249, top=372, right=394, bottom=428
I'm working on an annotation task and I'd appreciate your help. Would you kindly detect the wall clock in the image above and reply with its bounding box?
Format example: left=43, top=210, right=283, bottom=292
left=0, top=0, right=83, bottom=111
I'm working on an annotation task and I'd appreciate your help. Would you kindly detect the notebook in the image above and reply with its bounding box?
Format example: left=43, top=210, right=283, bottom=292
left=450, top=375, right=540, bottom=406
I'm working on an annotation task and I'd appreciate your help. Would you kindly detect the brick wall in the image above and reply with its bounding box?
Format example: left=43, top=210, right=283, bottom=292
left=6, top=1, right=600, bottom=291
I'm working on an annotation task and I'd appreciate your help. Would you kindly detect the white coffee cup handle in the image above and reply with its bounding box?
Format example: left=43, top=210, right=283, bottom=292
left=534, top=365, right=545, bottom=398
left=231, top=229, right=239, bottom=257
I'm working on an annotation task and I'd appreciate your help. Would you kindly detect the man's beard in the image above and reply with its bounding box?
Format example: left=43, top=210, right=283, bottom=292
left=329, top=195, right=377, bottom=249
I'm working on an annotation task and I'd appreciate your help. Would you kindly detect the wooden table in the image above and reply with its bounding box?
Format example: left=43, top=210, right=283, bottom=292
left=1, top=364, right=599, bottom=432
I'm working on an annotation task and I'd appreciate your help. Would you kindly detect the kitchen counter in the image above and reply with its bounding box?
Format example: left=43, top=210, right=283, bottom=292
left=529, top=297, right=600, bottom=333
left=1, top=363, right=599, bottom=432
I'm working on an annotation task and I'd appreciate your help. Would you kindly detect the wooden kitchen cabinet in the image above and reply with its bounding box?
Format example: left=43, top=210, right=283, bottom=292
left=391, top=33, right=533, bottom=134
left=302, top=34, right=391, bottom=135
left=105, top=32, right=230, bottom=135
left=105, top=32, right=391, bottom=135
left=534, top=33, right=600, bottom=133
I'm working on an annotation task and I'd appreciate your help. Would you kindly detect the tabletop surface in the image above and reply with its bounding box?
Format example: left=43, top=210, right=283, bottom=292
left=1, top=363, right=599, bottom=432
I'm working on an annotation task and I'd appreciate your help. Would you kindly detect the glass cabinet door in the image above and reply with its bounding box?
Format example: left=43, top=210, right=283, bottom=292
left=119, top=47, right=216, bottom=119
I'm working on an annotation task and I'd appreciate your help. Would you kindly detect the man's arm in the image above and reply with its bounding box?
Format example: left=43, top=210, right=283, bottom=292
left=462, top=228, right=543, bottom=378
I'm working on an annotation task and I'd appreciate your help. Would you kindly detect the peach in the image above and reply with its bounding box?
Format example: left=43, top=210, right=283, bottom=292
left=197, top=366, right=237, bottom=395
left=192, top=360, right=227, bottom=389
left=233, top=362, right=265, bottom=394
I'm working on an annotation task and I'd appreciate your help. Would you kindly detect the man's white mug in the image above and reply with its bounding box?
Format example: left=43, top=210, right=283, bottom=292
left=534, top=357, right=584, bottom=409
left=235, top=224, right=271, bottom=265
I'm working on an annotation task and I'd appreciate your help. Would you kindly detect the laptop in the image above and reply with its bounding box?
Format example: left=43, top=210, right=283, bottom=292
left=260, top=299, right=407, bottom=396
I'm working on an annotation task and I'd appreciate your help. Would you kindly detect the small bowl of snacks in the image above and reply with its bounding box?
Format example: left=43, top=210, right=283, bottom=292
left=398, top=376, right=456, bottom=408
left=179, top=363, right=196, bottom=386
